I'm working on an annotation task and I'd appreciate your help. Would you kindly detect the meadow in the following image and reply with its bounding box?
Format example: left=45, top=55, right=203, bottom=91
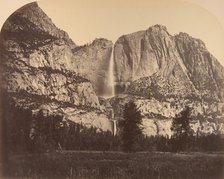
left=3, top=151, right=224, bottom=179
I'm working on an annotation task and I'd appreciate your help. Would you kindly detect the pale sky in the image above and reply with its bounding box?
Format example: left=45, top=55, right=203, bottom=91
left=0, top=0, right=224, bottom=65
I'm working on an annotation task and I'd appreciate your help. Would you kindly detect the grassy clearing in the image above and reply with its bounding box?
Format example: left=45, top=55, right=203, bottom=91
left=3, top=151, right=224, bottom=179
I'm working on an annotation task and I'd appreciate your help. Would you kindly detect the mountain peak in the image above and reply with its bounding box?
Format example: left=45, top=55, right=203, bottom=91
left=1, top=2, right=75, bottom=48
left=92, top=38, right=113, bottom=47
left=175, top=32, right=206, bottom=49
left=146, top=24, right=171, bottom=37
left=148, top=24, right=168, bottom=31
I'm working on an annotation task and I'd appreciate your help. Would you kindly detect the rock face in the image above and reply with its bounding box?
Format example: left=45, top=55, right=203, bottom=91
left=175, top=32, right=224, bottom=100
left=72, top=39, right=113, bottom=96
left=114, top=25, right=224, bottom=101
left=0, top=2, right=100, bottom=108
left=111, top=94, right=224, bottom=136
left=0, top=2, right=113, bottom=131
left=113, top=25, right=224, bottom=136
left=0, top=2, right=114, bottom=97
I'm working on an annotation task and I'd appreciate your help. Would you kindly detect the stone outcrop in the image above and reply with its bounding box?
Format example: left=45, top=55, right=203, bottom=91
left=10, top=92, right=113, bottom=132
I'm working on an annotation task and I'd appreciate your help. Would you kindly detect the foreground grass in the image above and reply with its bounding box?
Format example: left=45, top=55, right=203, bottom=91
left=3, top=151, right=224, bottom=179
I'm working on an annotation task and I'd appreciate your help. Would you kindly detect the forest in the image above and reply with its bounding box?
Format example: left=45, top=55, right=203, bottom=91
left=2, top=95, right=224, bottom=154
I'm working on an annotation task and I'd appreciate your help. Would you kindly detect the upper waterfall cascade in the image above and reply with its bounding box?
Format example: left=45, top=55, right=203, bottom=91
left=102, top=48, right=115, bottom=98
left=108, top=48, right=115, bottom=97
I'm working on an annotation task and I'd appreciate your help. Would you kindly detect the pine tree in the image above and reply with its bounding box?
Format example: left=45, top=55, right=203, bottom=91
left=120, top=101, right=143, bottom=152
left=170, top=106, right=192, bottom=152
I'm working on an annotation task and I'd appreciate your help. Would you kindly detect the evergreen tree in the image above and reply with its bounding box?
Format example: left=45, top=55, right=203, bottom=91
left=170, top=106, right=192, bottom=152
left=120, top=101, right=143, bottom=152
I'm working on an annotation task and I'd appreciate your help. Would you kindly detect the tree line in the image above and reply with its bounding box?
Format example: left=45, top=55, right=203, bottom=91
left=2, top=95, right=224, bottom=154
left=120, top=101, right=224, bottom=152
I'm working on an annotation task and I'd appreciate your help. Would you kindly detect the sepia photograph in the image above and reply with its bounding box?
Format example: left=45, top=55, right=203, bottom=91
left=0, top=0, right=224, bottom=178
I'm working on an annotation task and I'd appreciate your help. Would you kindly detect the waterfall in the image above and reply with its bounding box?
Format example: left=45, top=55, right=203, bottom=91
left=107, top=48, right=115, bottom=97
left=113, top=120, right=117, bottom=136
left=101, top=47, right=115, bottom=98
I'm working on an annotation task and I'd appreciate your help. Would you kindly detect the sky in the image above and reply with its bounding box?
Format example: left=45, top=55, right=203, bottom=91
left=0, top=0, right=224, bottom=65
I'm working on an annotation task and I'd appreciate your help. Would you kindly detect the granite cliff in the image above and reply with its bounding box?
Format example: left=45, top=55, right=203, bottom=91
left=113, top=25, right=224, bottom=136
left=72, top=38, right=113, bottom=96
left=0, top=2, right=113, bottom=131
left=114, top=25, right=224, bottom=102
